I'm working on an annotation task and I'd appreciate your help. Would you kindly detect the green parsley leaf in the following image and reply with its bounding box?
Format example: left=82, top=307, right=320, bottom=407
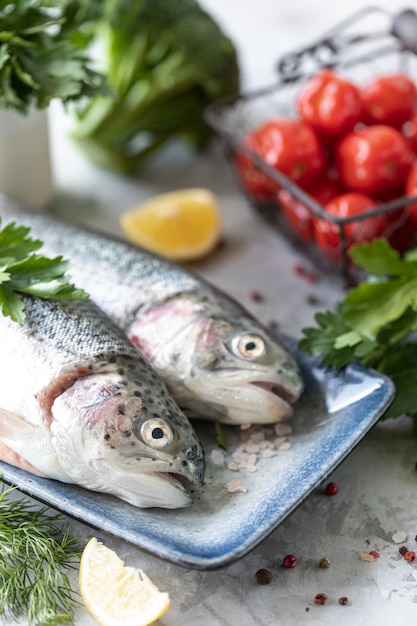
left=378, top=344, right=417, bottom=420
left=349, top=238, right=417, bottom=277
left=0, top=0, right=107, bottom=113
left=0, top=221, right=42, bottom=259
left=298, top=311, right=356, bottom=368
left=0, top=218, right=89, bottom=323
left=0, top=283, right=25, bottom=322
left=299, top=238, right=417, bottom=429
left=341, top=278, right=417, bottom=341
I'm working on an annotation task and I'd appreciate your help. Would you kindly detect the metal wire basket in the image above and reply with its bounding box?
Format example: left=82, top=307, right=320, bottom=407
left=205, top=6, right=417, bottom=285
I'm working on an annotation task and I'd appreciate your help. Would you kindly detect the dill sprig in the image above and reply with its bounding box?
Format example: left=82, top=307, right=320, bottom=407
left=0, top=484, right=82, bottom=625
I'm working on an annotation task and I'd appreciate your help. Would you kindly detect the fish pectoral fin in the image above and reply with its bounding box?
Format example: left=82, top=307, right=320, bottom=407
left=0, top=408, right=71, bottom=482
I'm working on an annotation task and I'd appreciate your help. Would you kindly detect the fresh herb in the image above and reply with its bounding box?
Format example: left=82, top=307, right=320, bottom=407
left=299, top=239, right=417, bottom=428
left=72, top=0, right=240, bottom=172
left=0, top=0, right=106, bottom=113
left=0, top=218, right=89, bottom=323
left=0, top=483, right=82, bottom=625
left=215, top=421, right=228, bottom=452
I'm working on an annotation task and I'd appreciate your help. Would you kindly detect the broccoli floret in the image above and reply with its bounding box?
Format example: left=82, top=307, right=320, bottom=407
left=72, top=0, right=240, bottom=172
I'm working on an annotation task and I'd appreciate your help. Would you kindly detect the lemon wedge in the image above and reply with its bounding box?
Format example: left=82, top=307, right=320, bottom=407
left=120, top=188, right=221, bottom=261
left=79, top=537, right=170, bottom=626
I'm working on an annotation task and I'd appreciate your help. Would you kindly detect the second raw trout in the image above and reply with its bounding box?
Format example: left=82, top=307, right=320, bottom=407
left=0, top=199, right=304, bottom=425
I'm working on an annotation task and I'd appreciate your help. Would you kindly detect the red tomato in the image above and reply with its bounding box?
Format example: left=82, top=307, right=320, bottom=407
left=238, top=118, right=326, bottom=194
left=403, top=113, right=417, bottom=154
left=390, top=161, right=417, bottom=250
left=296, top=69, right=363, bottom=141
left=335, top=125, right=413, bottom=198
left=314, top=192, right=385, bottom=262
left=405, top=161, right=417, bottom=229
left=360, top=73, right=417, bottom=129
left=234, top=150, right=278, bottom=201
left=406, top=161, right=417, bottom=199
left=278, top=178, right=340, bottom=242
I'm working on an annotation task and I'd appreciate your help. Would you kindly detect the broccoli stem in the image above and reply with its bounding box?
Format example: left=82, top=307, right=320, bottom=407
left=70, top=0, right=240, bottom=172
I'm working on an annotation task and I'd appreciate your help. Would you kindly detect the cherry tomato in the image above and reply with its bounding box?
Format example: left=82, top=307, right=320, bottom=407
left=406, top=161, right=417, bottom=199
left=278, top=177, right=340, bottom=242
left=360, top=73, right=417, bottom=129
left=405, top=161, right=417, bottom=229
left=314, top=192, right=385, bottom=261
left=296, top=69, right=363, bottom=141
left=238, top=118, right=326, bottom=195
left=335, top=125, right=413, bottom=198
left=403, top=112, right=417, bottom=154
left=390, top=161, right=417, bottom=250
left=234, top=150, right=278, bottom=201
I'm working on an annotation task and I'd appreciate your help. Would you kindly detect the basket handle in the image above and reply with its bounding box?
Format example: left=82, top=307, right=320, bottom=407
left=391, top=8, right=417, bottom=54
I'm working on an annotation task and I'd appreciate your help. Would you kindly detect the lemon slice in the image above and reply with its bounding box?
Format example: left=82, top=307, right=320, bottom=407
left=120, top=188, right=221, bottom=261
left=79, top=537, right=170, bottom=626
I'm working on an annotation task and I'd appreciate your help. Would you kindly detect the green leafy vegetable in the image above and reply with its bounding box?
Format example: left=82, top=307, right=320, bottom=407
left=72, top=0, right=240, bottom=172
left=0, top=218, right=89, bottom=323
left=299, top=239, right=417, bottom=428
left=215, top=421, right=228, bottom=452
left=0, top=483, right=82, bottom=625
left=0, top=0, right=106, bottom=113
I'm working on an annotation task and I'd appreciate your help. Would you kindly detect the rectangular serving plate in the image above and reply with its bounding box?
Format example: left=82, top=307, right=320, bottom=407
left=0, top=337, right=395, bottom=570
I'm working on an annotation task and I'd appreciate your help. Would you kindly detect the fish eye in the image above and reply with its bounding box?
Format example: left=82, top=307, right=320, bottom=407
left=140, top=418, right=174, bottom=449
left=231, top=334, right=266, bottom=360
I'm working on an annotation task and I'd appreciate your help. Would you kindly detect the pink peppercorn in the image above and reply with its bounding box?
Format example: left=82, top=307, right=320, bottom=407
left=292, top=262, right=318, bottom=283
left=293, top=262, right=305, bottom=276
left=248, top=289, right=264, bottom=302
left=325, top=482, right=339, bottom=496
left=404, top=551, right=416, bottom=562
left=369, top=550, right=380, bottom=559
left=283, top=554, right=297, bottom=568
left=314, top=593, right=328, bottom=605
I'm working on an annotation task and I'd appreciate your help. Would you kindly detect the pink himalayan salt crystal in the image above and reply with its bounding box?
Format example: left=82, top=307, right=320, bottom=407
left=392, top=531, right=407, bottom=544
left=227, top=479, right=248, bottom=493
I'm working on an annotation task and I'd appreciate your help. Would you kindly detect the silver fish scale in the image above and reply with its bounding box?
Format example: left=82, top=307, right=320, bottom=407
left=18, top=296, right=185, bottom=421
left=0, top=293, right=169, bottom=430
left=21, top=295, right=140, bottom=363
left=0, top=201, right=201, bottom=326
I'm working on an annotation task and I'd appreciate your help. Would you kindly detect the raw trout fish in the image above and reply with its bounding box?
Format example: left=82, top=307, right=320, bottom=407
left=0, top=294, right=204, bottom=508
left=0, top=200, right=304, bottom=426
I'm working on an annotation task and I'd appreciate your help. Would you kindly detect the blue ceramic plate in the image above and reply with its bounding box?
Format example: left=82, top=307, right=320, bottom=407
left=0, top=337, right=394, bottom=570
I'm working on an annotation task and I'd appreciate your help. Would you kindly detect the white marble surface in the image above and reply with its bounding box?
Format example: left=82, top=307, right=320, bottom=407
left=4, top=1, right=417, bottom=624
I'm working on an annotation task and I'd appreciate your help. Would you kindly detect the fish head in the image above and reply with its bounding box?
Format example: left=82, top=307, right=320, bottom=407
left=178, top=316, right=304, bottom=425
left=130, top=296, right=304, bottom=425
left=48, top=355, right=205, bottom=508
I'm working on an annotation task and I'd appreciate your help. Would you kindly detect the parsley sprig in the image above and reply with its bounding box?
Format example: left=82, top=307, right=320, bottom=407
left=0, top=218, right=89, bottom=323
left=0, top=0, right=106, bottom=113
left=299, top=239, right=417, bottom=427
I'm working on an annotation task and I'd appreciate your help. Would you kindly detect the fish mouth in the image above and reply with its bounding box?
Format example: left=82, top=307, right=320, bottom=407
left=103, top=469, right=195, bottom=509
left=102, top=455, right=204, bottom=509
left=187, top=370, right=303, bottom=425
left=250, top=380, right=299, bottom=405
left=157, top=471, right=196, bottom=493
